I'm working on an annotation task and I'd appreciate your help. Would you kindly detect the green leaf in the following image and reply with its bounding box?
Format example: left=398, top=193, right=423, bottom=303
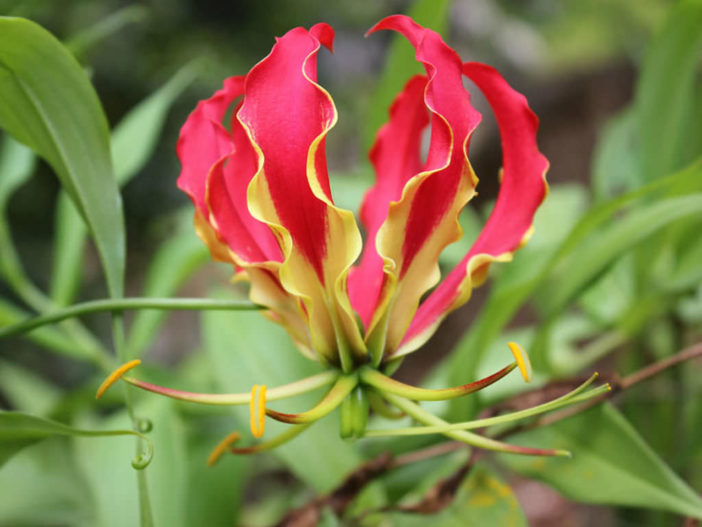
left=635, top=0, right=702, bottom=183
left=363, top=0, right=451, bottom=150
left=74, top=398, right=187, bottom=527
left=0, top=437, right=96, bottom=526
left=0, top=360, right=60, bottom=415
left=66, top=5, right=148, bottom=59
left=203, top=299, right=363, bottom=492
left=0, top=411, right=146, bottom=468
left=540, top=192, right=702, bottom=318
left=445, top=163, right=702, bottom=416
left=111, top=63, right=199, bottom=186
left=50, top=64, right=197, bottom=306
left=501, top=404, right=702, bottom=518
left=591, top=107, right=639, bottom=200
left=0, top=298, right=89, bottom=359
left=0, top=133, right=35, bottom=210
left=50, top=192, right=86, bottom=306
left=125, top=228, right=210, bottom=358
left=0, top=134, right=43, bottom=303
left=0, top=17, right=124, bottom=298
left=185, top=419, right=251, bottom=527
left=385, top=464, right=527, bottom=526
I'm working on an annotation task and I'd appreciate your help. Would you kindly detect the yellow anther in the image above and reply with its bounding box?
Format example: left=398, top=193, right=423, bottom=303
left=249, top=385, right=267, bottom=438
left=96, top=359, right=142, bottom=399
left=508, top=342, right=533, bottom=383
left=258, top=385, right=267, bottom=438
left=207, top=431, right=241, bottom=467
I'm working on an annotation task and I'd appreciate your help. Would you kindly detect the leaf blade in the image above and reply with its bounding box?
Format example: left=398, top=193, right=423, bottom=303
left=0, top=16, right=124, bottom=297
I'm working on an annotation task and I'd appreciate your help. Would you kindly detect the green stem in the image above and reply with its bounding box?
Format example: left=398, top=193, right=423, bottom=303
left=381, top=392, right=569, bottom=457
left=0, top=217, right=110, bottom=367
left=367, top=383, right=610, bottom=437
left=266, top=374, right=358, bottom=424
left=360, top=363, right=517, bottom=401
left=231, top=423, right=313, bottom=455
left=112, top=314, right=153, bottom=526
left=122, top=370, right=338, bottom=405
left=0, top=297, right=263, bottom=340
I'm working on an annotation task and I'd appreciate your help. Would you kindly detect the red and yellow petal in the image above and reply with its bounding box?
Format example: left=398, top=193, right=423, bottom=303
left=363, top=15, right=482, bottom=357
left=177, top=76, right=244, bottom=216
left=349, top=74, right=429, bottom=329
left=396, top=62, right=549, bottom=357
left=236, top=24, right=365, bottom=366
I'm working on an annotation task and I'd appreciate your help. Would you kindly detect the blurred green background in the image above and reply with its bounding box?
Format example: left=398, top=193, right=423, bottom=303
left=2, top=1, right=701, bottom=526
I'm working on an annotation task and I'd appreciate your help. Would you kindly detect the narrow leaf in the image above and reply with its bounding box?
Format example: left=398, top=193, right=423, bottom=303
left=50, top=64, right=198, bottom=305
left=0, top=411, right=147, bottom=468
left=636, top=0, right=702, bottom=183
left=0, top=133, right=35, bottom=210
left=0, top=17, right=124, bottom=297
left=501, top=404, right=702, bottom=518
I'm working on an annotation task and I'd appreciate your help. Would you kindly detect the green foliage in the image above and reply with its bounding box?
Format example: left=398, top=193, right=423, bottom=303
left=203, top=304, right=364, bottom=492
left=0, top=16, right=124, bottom=298
left=502, top=404, right=702, bottom=519
left=386, top=465, right=527, bottom=526
left=0, top=411, right=149, bottom=469
left=51, top=64, right=198, bottom=306
left=0, top=1, right=701, bottom=525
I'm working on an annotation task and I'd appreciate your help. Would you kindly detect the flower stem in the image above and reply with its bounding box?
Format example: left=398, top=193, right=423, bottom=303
left=231, top=423, right=313, bottom=455
left=266, top=374, right=358, bottom=424
left=112, top=314, right=153, bottom=526
left=120, top=370, right=338, bottom=405
left=380, top=392, right=569, bottom=457
left=0, top=297, right=263, bottom=340
left=367, top=381, right=610, bottom=437
left=360, top=363, right=517, bottom=401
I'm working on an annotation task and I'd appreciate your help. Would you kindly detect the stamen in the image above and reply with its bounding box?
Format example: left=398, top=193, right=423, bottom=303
left=96, top=359, right=142, bottom=399
left=231, top=424, right=312, bottom=455
left=508, top=342, right=532, bottom=382
left=258, top=385, right=267, bottom=437
left=207, top=431, right=241, bottom=467
left=249, top=385, right=267, bottom=438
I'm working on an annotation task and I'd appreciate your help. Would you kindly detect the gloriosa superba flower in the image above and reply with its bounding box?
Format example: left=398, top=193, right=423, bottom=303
left=98, top=15, right=609, bottom=462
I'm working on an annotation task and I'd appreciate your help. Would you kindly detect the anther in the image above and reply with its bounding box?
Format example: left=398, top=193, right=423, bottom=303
left=249, top=385, right=267, bottom=438
left=207, top=431, right=241, bottom=467
left=96, top=359, right=142, bottom=399
left=508, top=342, right=533, bottom=382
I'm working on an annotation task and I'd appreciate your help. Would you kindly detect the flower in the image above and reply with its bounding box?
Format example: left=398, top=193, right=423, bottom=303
left=99, top=16, right=609, bottom=461
left=176, top=15, right=548, bottom=370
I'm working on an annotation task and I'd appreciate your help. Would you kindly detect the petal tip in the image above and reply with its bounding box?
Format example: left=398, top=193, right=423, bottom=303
left=310, top=22, right=335, bottom=52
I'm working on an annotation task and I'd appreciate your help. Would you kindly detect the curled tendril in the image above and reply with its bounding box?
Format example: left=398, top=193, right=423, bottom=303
left=130, top=431, right=154, bottom=470
left=137, top=418, right=153, bottom=433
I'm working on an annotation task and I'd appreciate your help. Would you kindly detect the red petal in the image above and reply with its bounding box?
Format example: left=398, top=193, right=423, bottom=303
left=237, top=25, right=336, bottom=281
left=364, top=16, right=481, bottom=354
left=399, top=62, right=549, bottom=356
left=206, top=104, right=283, bottom=263
left=349, top=74, right=429, bottom=328
left=237, top=24, right=366, bottom=362
left=177, top=76, right=244, bottom=215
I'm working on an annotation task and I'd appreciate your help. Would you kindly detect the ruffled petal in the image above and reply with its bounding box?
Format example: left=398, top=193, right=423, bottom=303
left=177, top=77, right=245, bottom=264
left=206, top=102, right=283, bottom=265
left=348, top=74, right=429, bottom=328
left=364, top=15, right=481, bottom=357
left=237, top=24, right=365, bottom=365
left=177, top=76, right=244, bottom=215
left=396, top=62, right=549, bottom=357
